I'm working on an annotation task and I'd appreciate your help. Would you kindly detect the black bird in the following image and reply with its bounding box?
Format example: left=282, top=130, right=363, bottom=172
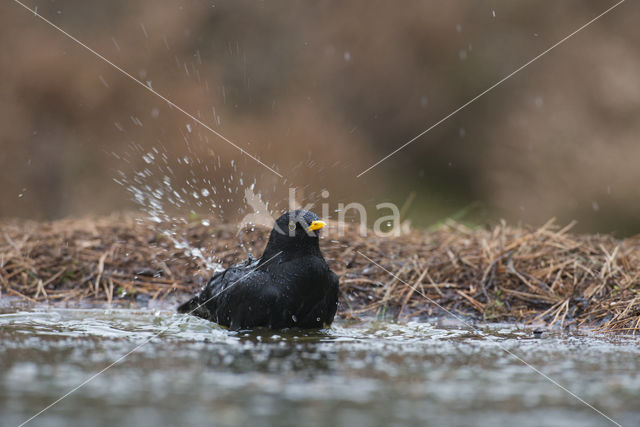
left=177, top=210, right=339, bottom=330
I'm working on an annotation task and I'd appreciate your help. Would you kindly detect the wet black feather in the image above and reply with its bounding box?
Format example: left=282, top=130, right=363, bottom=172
left=177, top=210, right=339, bottom=330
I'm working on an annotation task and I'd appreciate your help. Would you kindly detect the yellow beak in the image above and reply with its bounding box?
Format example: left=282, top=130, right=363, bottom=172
left=307, top=220, right=327, bottom=231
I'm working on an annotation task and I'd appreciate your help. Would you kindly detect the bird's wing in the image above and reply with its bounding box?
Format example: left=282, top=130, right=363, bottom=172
left=176, top=257, right=258, bottom=318
left=210, top=270, right=288, bottom=329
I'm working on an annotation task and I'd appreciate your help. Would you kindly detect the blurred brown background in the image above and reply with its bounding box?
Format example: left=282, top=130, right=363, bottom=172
left=1, top=0, right=639, bottom=234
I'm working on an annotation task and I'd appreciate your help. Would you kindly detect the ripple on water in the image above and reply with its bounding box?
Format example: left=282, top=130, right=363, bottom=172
left=1, top=307, right=639, bottom=427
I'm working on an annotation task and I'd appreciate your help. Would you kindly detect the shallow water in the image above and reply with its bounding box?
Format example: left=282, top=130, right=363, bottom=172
left=0, top=306, right=639, bottom=427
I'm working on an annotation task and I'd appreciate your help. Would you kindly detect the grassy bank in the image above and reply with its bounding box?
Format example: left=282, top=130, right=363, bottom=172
left=1, top=215, right=639, bottom=333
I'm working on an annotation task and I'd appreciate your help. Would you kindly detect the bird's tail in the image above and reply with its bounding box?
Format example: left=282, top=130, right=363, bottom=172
left=177, top=295, right=213, bottom=320
left=177, top=295, right=201, bottom=314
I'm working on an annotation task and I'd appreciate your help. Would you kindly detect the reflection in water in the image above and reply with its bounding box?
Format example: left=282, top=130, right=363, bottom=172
left=1, top=307, right=639, bottom=427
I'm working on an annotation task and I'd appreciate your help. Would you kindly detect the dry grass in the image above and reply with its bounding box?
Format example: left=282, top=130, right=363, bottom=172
left=1, top=215, right=639, bottom=333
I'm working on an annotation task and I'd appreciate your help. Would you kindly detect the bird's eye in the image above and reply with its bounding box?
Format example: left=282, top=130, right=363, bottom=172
left=288, top=221, right=296, bottom=231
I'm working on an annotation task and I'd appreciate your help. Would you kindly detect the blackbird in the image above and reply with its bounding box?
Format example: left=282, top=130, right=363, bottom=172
left=177, top=210, right=339, bottom=330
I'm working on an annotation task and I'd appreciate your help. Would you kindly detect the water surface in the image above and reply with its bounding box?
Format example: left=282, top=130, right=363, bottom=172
left=1, top=306, right=639, bottom=427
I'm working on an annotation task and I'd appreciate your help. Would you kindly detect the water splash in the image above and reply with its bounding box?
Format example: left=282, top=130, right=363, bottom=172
left=113, top=143, right=261, bottom=271
left=114, top=143, right=253, bottom=223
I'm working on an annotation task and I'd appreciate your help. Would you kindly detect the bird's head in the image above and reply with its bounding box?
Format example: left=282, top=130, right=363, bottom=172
left=263, top=210, right=327, bottom=256
left=274, top=210, right=326, bottom=238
